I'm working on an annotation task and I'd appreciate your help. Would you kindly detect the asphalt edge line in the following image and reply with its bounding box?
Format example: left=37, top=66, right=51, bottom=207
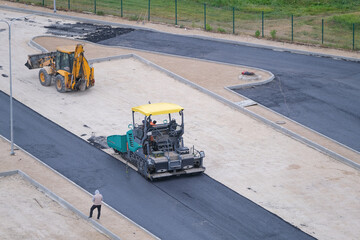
left=2, top=4, right=359, bottom=62
left=0, top=169, right=121, bottom=240
left=0, top=134, right=161, bottom=240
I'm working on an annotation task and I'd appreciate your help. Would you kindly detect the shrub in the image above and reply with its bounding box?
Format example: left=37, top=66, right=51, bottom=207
left=255, top=30, right=260, bottom=38
left=206, top=23, right=213, bottom=31
left=270, top=29, right=277, bottom=39
left=96, top=11, right=105, bottom=16
left=217, top=27, right=226, bottom=33
left=129, top=15, right=139, bottom=21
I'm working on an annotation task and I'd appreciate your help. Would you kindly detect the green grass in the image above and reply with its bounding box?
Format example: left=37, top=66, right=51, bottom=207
left=10, top=0, right=360, bottom=50
left=190, top=0, right=360, bottom=16
left=330, top=13, right=360, bottom=30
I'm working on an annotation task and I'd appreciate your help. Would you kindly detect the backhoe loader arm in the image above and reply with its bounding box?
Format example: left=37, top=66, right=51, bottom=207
left=71, top=44, right=95, bottom=88
left=72, top=44, right=84, bottom=79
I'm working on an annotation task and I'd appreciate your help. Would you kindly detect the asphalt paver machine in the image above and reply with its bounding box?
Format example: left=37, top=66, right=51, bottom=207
left=107, top=103, right=205, bottom=180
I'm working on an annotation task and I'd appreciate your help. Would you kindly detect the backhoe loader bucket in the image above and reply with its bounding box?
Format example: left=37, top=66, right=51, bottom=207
left=25, top=52, right=56, bottom=69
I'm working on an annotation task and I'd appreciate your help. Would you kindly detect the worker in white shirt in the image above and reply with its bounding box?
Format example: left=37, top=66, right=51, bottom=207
left=89, top=189, right=103, bottom=220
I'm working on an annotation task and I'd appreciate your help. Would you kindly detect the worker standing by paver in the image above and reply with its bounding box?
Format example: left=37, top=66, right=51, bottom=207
left=89, top=190, right=103, bottom=220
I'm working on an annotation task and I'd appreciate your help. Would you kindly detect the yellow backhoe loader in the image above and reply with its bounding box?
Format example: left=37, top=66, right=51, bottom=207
left=25, top=44, right=95, bottom=92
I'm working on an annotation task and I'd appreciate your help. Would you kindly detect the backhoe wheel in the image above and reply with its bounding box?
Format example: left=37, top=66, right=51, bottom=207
left=55, top=75, right=66, bottom=93
left=38, top=69, right=51, bottom=86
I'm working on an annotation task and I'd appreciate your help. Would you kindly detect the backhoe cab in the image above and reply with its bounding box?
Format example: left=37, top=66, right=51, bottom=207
left=25, top=44, right=95, bottom=92
left=107, top=103, right=205, bottom=180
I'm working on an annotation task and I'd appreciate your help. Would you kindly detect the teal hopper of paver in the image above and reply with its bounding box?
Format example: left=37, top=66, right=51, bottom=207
left=107, top=130, right=142, bottom=153
left=107, top=134, right=128, bottom=153
left=107, top=103, right=205, bottom=180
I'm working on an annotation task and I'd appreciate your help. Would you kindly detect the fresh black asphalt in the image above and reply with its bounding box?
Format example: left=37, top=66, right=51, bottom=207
left=0, top=91, right=314, bottom=239
left=0, top=9, right=356, bottom=239
left=95, top=29, right=360, bottom=151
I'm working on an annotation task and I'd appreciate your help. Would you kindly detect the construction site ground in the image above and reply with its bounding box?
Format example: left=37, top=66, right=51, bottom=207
left=0, top=172, right=111, bottom=240
left=0, top=2, right=359, bottom=239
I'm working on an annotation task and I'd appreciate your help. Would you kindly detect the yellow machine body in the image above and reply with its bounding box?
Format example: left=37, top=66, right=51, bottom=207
left=25, top=44, right=95, bottom=93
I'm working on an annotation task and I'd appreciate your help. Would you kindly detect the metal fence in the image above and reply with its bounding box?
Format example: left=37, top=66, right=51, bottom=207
left=14, top=0, right=359, bottom=50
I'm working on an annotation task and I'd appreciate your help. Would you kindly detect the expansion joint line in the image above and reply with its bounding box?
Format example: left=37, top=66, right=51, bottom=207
left=277, top=76, right=291, bottom=116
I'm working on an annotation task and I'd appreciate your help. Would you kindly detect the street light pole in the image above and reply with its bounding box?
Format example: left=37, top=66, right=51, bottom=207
left=8, top=22, right=14, bottom=155
left=0, top=20, right=14, bottom=155
left=1, top=15, right=34, bottom=155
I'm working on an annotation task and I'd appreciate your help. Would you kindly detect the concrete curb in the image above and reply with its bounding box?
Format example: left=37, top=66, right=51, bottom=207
left=89, top=54, right=134, bottom=64
left=1, top=5, right=359, bottom=63
left=225, top=67, right=275, bottom=90
left=0, top=170, right=18, bottom=177
left=27, top=38, right=48, bottom=53
left=0, top=135, right=161, bottom=240
left=0, top=169, right=121, bottom=240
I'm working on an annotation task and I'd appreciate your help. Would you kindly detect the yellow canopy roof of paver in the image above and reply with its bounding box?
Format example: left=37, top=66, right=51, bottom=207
left=132, top=103, right=184, bottom=116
